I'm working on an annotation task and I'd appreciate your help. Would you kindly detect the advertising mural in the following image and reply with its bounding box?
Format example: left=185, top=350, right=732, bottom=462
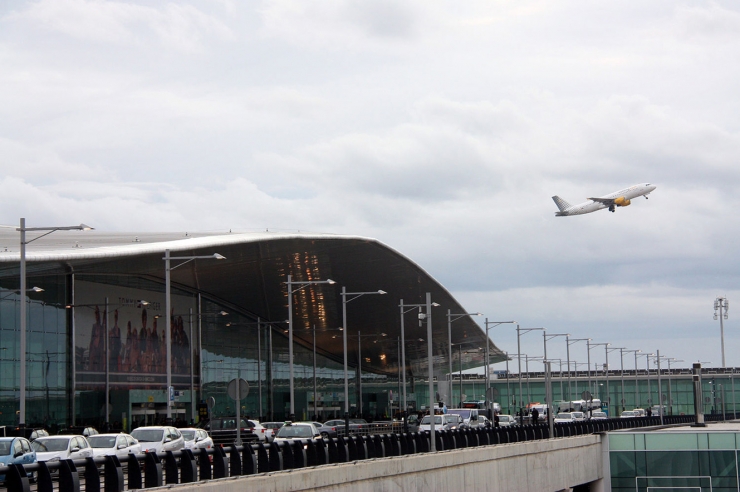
left=74, top=280, right=197, bottom=389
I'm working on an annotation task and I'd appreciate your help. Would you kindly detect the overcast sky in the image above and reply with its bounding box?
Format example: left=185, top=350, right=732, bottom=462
left=2, top=0, right=739, bottom=371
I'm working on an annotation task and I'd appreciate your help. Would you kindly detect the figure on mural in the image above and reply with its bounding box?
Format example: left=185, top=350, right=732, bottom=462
left=88, top=305, right=104, bottom=371
left=109, top=309, right=121, bottom=372
left=150, top=316, right=161, bottom=373
left=139, top=309, right=149, bottom=372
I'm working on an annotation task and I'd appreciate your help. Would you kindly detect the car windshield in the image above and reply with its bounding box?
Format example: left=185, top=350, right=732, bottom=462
left=180, top=431, right=196, bottom=441
left=556, top=413, right=572, bottom=419
left=33, top=438, right=69, bottom=452
left=87, top=436, right=117, bottom=448
left=131, top=429, right=163, bottom=442
left=449, top=410, right=471, bottom=419
left=420, top=416, right=443, bottom=425
left=276, top=426, right=314, bottom=438
left=0, top=441, right=11, bottom=455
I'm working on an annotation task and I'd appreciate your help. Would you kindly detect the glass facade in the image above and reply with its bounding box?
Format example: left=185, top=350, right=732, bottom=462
left=609, top=432, right=740, bottom=491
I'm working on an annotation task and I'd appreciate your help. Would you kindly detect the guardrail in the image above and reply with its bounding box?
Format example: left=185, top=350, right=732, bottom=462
left=1, top=413, right=729, bottom=492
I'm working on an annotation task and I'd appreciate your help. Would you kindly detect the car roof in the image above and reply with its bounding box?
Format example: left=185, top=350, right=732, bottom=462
left=132, top=426, right=172, bottom=430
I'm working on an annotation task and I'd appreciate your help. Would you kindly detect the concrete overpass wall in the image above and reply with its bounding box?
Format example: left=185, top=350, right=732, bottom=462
left=175, top=435, right=604, bottom=492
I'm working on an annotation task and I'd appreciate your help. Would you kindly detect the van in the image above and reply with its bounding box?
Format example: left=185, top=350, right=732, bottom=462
left=446, top=408, right=480, bottom=428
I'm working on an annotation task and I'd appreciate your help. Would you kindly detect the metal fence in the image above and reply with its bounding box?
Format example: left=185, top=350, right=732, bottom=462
left=1, top=413, right=723, bottom=492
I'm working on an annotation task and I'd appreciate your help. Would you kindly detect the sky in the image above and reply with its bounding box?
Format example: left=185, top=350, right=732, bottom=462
left=1, top=0, right=739, bottom=371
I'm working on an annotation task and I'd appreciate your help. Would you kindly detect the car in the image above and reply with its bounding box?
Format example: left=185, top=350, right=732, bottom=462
left=273, top=422, right=321, bottom=443
left=553, top=412, right=576, bottom=424
left=261, top=422, right=284, bottom=443
left=633, top=408, right=646, bottom=417
left=572, top=411, right=586, bottom=421
left=307, top=421, right=338, bottom=438
left=446, top=408, right=481, bottom=428
left=179, top=428, right=213, bottom=450
left=246, top=420, right=268, bottom=442
left=0, top=437, right=37, bottom=482
left=130, top=426, right=184, bottom=453
left=621, top=411, right=637, bottom=418
left=58, top=426, right=99, bottom=437
left=479, top=415, right=491, bottom=427
left=418, top=414, right=464, bottom=432
left=32, top=435, right=93, bottom=463
left=497, top=414, right=518, bottom=427
left=322, top=418, right=368, bottom=435
left=87, top=433, right=142, bottom=459
left=201, top=418, right=260, bottom=445
left=591, top=411, right=608, bottom=420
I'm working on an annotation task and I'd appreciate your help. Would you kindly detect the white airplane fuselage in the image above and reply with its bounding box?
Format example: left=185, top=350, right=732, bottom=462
left=553, top=183, right=657, bottom=216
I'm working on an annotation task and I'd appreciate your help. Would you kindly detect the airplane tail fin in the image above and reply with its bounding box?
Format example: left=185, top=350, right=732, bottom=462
left=552, top=196, right=571, bottom=212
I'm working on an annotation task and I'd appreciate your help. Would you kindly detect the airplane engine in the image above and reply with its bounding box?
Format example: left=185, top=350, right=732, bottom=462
left=614, top=196, right=631, bottom=207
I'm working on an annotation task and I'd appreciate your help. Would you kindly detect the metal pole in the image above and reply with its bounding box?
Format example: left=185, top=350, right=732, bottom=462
left=656, top=350, right=663, bottom=425
left=620, top=349, right=625, bottom=413
left=485, top=319, right=489, bottom=416
left=646, top=355, right=651, bottom=408
left=268, top=325, right=273, bottom=420
left=459, top=345, right=463, bottom=406
left=720, top=300, right=726, bottom=368
left=105, top=297, right=110, bottom=424
left=165, top=249, right=172, bottom=421
left=566, top=336, right=571, bottom=401
left=448, top=310, right=453, bottom=406
left=198, top=294, right=203, bottom=421
left=517, top=325, right=523, bottom=424
left=605, top=346, right=609, bottom=413
left=189, top=309, right=195, bottom=423
left=312, top=324, right=317, bottom=420
left=586, top=340, right=591, bottom=399
left=342, top=287, right=349, bottom=420
left=358, top=330, right=362, bottom=417
left=257, top=318, right=263, bottom=421
left=400, top=300, right=407, bottom=431
left=236, top=369, right=241, bottom=446
left=635, top=352, right=640, bottom=408
left=19, top=218, right=26, bottom=426
left=545, top=361, right=554, bottom=437
left=426, top=293, right=435, bottom=452
left=287, top=274, right=295, bottom=420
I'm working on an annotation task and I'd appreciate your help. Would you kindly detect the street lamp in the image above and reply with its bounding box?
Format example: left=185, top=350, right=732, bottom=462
left=516, top=326, right=544, bottom=420
left=416, top=293, right=440, bottom=451
left=284, top=275, right=336, bottom=420
left=17, top=218, right=92, bottom=426
left=635, top=352, right=653, bottom=408
left=399, top=299, right=439, bottom=431
left=484, top=320, right=516, bottom=418
left=165, top=250, right=225, bottom=421
left=566, top=337, right=590, bottom=401
left=621, top=349, right=640, bottom=413
left=446, top=311, right=483, bottom=408
left=714, top=297, right=729, bottom=368
left=340, top=287, right=386, bottom=424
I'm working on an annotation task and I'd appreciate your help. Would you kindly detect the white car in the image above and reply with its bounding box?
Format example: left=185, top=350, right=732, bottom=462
left=130, top=426, right=184, bottom=454
left=32, top=435, right=93, bottom=462
left=419, top=414, right=463, bottom=432
left=247, top=420, right=268, bottom=442
left=87, top=433, right=142, bottom=459
left=497, top=414, right=518, bottom=427
left=273, top=423, right=321, bottom=443
left=180, top=428, right=213, bottom=450
left=621, top=411, right=637, bottom=418
left=591, top=411, right=608, bottom=420
left=572, top=411, right=586, bottom=421
left=553, top=412, right=577, bottom=424
left=262, top=422, right=284, bottom=443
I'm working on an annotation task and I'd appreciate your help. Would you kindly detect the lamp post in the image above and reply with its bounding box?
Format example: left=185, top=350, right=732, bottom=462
left=622, top=350, right=639, bottom=413
left=416, top=293, right=439, bottom=451
left=483, top=319, right=515, bottom=418
left=164, top=250, right=225, bottom=421
left=516, top=326, right=544, bottom=421
left=399, top=300, right=439, bottom=431
left=635, top=352, right=653, bottom=408
left=606, top=347, right=624, bottom=415
left=566, top=337, right=590, bottom=401
left=586, top=342, right=609, bottom=415
left=340, top=288, right=385, bottom=425
left=17, top=218, right=92, bottom=426
left=447, top=311, right=482, bottom=408
left=544, top=358, right=565, bottom=400
left=714, top=297, right=729, bottom=368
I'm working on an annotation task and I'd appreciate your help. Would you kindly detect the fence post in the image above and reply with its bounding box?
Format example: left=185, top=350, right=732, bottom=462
left=164, top=451, right=179, bottom=484
left=281, top=442, right=295, bottom=469
left=5, top=464, right=31, bottom=492
left=37, top=461, right=53, bottom=492
left=59, top=459, right=81, bottom=492
left=242, top=444, right=257, bottom=474
left=197, top=448, right=211, bottom=480
left=268, top=442, right=283, bottom=471
left=257, top=442, right=270, bottom=473
left=180, top=448, right=197, bottom=483
left=144, top=452, right=163, bottom=488
left=213, top=446, right=228, bottom=478
left=229, top=445, right=242, bottom=476
left=127, top=452, right=142, bottom=489
left=83, top=457, right=100, bottom=492
left=104, top=455, right=124, bottom=492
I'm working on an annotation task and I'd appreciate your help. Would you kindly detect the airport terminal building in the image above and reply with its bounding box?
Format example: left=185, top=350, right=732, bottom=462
left=0, top=228, right=503, bottom=430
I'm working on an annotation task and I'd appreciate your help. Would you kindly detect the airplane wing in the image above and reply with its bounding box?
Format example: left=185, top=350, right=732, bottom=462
left=587, top=197, right=615, bottom=204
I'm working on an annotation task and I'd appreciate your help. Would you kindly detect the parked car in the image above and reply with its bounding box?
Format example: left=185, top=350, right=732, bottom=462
left=419, top=414, right=463, bottom=432
left=621, top=411, right=637, bottom=418
left=591, top=411, right=608, bottom=420
left=201, top=418, right=259, bottom=445
left=307, top=421, right=338, bottom=438
left=130, top=426, right=184, bottom=453
left=322, top=418, right=368, bottom=435
left=261, top=422, right=284, bottom=443
left=245, top=420, right=268, bottom=442
left=446, top=408, right=481, bottom=428
left=497, top=414, right=518, bottom=427
left=87, top=433, right=142, bottom=459
left=633, top=408, right=646, bottom=417
left=553, top=412, right=577, bottom=424
left=0, top=437, right=37, bottom=482
left=479, top=415, right=491, bottom=427
left=273, top=422, right=321, bottom=443
left=32, top=435, right=93, bottom=462
left=179, top=428, right=213, bottom=451
left=572, top=411, right=586, bottom=421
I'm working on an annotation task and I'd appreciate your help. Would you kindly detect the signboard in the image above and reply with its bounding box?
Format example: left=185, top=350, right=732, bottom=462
left=227, top=378, right=250, bottom=401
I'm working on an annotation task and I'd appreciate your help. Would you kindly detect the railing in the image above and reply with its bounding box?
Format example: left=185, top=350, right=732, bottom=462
left=0, top=414, right=727, bottom=492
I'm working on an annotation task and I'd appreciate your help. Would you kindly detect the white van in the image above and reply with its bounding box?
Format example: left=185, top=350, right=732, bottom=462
left=446, top=408, right=480, bottom=428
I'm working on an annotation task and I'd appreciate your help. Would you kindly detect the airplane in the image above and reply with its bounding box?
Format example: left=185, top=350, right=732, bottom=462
left=552, top=183, right=657, bottom=216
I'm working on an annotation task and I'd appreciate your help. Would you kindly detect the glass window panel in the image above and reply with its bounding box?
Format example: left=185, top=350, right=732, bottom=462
left=709, top=450, right=737, bottom=480
left=645, top=451, right=700, bottom=478
left=635, top=433, right=645, bottom=450
left=708, top=433, right=736, bottom=450
left=645, top=434, right=697, bottom=450
left=610, top=452, right=637, bottom=478
left=697, top=433, right=709, bottom=449
left=610, top=435, right=635, bottom=451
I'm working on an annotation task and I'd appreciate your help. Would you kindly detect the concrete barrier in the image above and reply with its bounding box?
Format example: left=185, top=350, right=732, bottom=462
left=172, top=434, right=603, bottom=492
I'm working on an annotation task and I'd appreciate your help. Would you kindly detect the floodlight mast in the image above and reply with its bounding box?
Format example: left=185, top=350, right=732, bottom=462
left=714, top=297, right=729, bottom=368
